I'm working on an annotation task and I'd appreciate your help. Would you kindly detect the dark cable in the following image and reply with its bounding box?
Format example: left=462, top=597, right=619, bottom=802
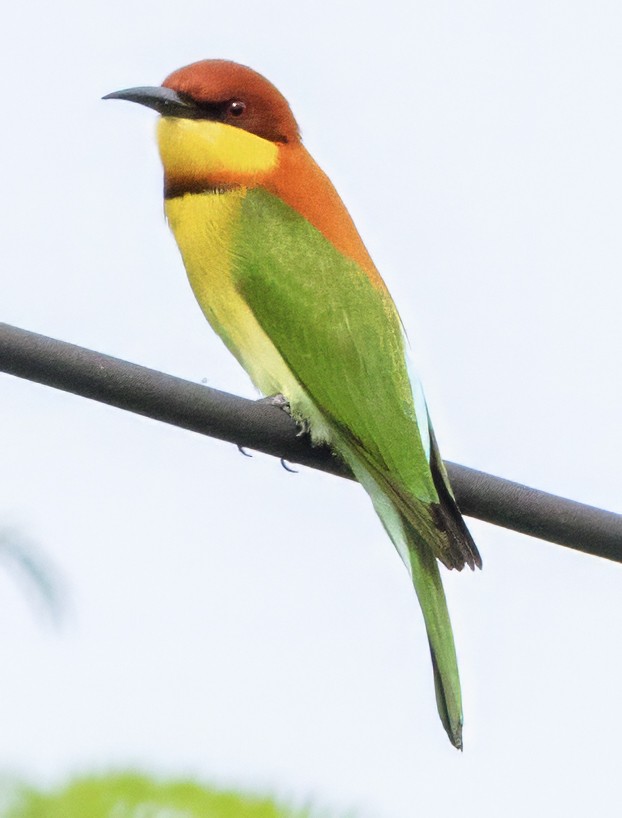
left=1, top=322, right=620, bottom=563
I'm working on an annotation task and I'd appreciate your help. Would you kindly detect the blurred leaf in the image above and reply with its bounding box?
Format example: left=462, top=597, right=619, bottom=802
left=0, top=773, right=342, bottom=818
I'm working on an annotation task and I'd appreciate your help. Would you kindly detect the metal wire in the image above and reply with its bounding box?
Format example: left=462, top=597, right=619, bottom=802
left=1, top=321, right=621, bottom=563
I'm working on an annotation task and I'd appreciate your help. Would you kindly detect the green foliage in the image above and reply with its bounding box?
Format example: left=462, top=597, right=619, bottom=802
left=1, top=773, right=325, bottom=818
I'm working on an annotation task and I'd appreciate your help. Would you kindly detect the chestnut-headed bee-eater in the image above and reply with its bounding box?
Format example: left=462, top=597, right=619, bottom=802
left=105, top=60, right=481, bottom=749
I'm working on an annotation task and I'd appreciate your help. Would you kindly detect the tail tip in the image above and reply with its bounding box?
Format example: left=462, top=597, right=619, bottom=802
left=449, top=724, right=463, bottom=751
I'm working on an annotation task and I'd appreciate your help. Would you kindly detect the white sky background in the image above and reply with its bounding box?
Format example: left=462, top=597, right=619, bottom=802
left=1, top=1, right=622, bottom=816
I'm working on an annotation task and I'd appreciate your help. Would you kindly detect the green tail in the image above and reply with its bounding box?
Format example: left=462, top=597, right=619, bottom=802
left=403, top=516, right=463, bottom=749
left=348, top=455, right=463, bottom=749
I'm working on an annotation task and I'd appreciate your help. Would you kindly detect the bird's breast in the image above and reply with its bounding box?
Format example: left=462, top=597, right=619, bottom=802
left=164, top=189, right=312, bottom=411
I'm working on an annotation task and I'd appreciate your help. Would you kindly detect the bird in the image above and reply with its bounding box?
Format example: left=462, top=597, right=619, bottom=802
left=104, top=60, right=481, bottom=749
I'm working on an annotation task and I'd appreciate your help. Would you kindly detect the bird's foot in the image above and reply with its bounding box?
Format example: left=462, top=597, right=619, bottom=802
left=294, top=419, right=311, bottom=437
left=257, top=394, right=310, bottom=437
left=258, top=393, right=291, bottom=413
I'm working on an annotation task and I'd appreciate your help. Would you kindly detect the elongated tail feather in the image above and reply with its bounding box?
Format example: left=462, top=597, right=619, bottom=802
left=403, top=516, right=463, bottom=748
left=346, top=449, right=463, bottom=748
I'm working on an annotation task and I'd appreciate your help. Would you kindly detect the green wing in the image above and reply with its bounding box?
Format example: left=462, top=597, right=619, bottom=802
left=234, top=187, right=478, bottom=569
left=240, top=189, right=432, bottom=492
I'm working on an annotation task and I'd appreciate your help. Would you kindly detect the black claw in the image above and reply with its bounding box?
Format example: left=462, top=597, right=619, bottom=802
left=238, top=445, right=253, bottom=458
left=280, top=458, right=298, bottom=473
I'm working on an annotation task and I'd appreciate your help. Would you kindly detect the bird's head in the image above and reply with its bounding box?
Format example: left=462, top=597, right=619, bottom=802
left=104, top=60, right=300, bottom=196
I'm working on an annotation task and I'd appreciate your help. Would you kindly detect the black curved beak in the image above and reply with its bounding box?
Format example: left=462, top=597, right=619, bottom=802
left=103, top=86, right=200, bottom=118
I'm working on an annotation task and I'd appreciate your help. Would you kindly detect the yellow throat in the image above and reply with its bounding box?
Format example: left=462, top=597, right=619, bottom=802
left=157, top=117, right=279, bottom=185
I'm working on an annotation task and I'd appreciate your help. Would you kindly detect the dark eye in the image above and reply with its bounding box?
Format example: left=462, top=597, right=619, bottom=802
left=226, top=100, right=246, bottom=117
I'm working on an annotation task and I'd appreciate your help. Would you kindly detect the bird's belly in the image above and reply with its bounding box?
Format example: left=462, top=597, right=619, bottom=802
left=165, top=189, right=330, bottom=440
